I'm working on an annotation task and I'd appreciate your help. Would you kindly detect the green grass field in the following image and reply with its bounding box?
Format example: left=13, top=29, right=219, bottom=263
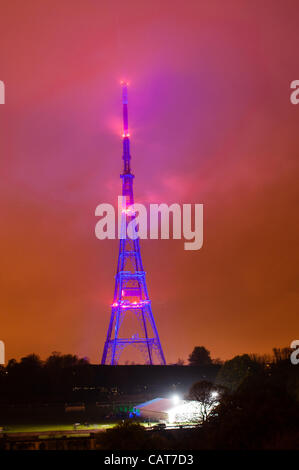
left=2, top=423, right=115, bottom=434
left=1, top=421, right=156, bottom=434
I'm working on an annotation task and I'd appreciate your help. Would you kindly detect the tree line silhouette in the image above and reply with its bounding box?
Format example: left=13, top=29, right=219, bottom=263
left=0, top=346, right=298, bottom=448
left=100, top=346, right=299, bottom=450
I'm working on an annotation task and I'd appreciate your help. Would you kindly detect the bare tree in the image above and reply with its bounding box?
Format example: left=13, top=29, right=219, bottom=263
left=273, top=347, right=292, bottom=363
left=188, top=380, right=225, bottom=422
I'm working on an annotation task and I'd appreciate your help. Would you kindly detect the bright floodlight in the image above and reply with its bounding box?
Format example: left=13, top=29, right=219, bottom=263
left=172, top=394, right=180, bottom=405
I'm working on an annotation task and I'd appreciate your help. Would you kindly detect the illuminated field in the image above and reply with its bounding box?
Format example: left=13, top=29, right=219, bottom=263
left=3, top=423, right=111, bottom=433
left=1, top=422, right=156, bottom=435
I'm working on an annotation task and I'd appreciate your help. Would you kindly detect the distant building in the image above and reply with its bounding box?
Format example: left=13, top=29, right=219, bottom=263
left=138, top=398, right=173, bottom=422
left=65, top=403, right=85, bottom=412
left=138, top=396, right=216, bottom=424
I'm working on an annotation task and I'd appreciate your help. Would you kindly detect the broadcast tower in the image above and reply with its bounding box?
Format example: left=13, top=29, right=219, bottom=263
left=101, top=83, right=166, bottom=365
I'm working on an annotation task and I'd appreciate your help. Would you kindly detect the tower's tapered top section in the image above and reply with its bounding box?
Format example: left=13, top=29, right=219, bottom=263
left=121, top=81, right=131, bottom=175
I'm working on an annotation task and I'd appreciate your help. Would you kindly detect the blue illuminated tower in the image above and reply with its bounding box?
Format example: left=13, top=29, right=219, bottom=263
left=101, top=83, right=166, bottom=365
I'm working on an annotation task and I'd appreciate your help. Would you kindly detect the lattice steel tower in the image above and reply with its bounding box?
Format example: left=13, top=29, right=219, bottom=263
left=101, top=83, right=166, bottom=365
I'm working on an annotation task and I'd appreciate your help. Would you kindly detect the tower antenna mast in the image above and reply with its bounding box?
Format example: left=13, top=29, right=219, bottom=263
left=121, top=82, right=131, bottom=174
left=101, top=83, right=166, bottom=365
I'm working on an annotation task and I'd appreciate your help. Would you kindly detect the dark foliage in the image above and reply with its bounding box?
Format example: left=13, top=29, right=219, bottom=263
left=216, top=354, right=263, bottom=391
left=0, top=354, right=219, bottom=405
left=1, top=347, right=298, bottom=450
left=0, top=353, right=90, bottom=404
left=188, top=346, right=212, bottom=366
left=195, top=356, right=299, bottom=449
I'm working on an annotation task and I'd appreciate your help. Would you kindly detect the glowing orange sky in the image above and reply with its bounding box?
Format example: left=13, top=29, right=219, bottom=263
left=1, top=1, right=298, bottom=363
